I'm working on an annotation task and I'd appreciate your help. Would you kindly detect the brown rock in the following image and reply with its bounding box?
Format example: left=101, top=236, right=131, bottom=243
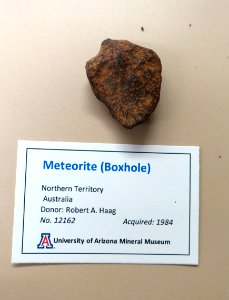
left=86, top=39, right=162, bottom=129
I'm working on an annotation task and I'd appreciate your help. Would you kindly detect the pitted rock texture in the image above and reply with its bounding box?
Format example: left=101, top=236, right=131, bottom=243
left=86, top=39, right=162, bottom=129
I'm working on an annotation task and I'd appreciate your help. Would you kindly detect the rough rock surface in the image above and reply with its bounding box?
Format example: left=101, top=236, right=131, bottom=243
left=86, top=39, right=162, bottom=129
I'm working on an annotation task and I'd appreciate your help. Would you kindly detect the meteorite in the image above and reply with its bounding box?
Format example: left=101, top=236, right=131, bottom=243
left=86, top=39, right=162, bottom=129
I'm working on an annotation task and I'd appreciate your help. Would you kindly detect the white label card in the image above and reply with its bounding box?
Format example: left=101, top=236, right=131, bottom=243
left=12, top=141, right=199, bottom=264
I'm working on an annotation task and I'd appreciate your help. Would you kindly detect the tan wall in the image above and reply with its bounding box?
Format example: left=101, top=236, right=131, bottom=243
left=0, top=1, right=228, bottom=299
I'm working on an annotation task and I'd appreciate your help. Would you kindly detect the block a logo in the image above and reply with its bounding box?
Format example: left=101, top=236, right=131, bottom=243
left=37, top=233, right=53, bottom=249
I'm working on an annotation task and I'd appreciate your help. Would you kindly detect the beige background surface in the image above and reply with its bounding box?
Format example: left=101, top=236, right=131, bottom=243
left=0, top=1, right=228, bottom=299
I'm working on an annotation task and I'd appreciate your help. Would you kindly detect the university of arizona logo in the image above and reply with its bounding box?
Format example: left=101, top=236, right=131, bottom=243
left=37, top=233, right=53, bottom=249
